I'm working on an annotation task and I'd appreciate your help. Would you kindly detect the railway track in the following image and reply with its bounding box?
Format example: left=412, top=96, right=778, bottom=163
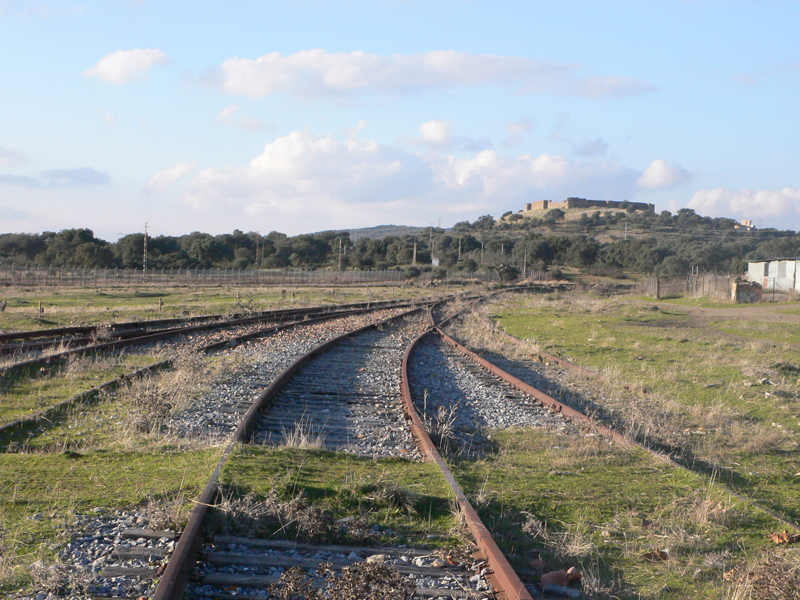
left=0, top=299, right=423, bottom=378
left=0, top=303, right=423, bottom=442
left=436, top=313, right=800, bottom=536
left=38, top=289, right=595, bottom=600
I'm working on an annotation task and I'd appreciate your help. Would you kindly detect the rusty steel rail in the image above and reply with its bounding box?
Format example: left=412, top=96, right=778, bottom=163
left=152, top=304, right=428, bottom=600
left=0, top=299, right=423, bottom=378
left=400, top=330, right=533, bottom=600
left=435, top=327, right=624, bottom=443
left=0, top=304, right=412, bottom=441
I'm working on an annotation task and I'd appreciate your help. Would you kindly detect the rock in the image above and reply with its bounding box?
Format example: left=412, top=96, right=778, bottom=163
left=541, top=570, right=568, bottom=587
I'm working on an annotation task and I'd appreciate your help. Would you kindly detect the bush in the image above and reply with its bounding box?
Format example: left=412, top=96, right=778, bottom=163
left=404, top=266, right=421, bottom=279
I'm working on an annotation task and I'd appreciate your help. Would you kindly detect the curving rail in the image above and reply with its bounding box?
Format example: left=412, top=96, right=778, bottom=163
left=152, top=305, right=428, bottom=600
left=0, top=303, right=419, bottom=440
left=399, top=327, right=533, bottom=600
left=0, top=299, right=425, bottom=378
left=436, top=319, right=800, bottom=534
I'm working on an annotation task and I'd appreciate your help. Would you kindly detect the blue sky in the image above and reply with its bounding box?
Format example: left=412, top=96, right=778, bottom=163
left=1, top=0, right=799, bottom=240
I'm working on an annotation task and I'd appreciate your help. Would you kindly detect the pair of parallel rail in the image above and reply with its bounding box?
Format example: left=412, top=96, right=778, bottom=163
left=153, top=296, right=589, bottom=600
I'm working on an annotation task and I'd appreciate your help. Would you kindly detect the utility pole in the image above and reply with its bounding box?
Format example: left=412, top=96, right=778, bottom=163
left=143, top=222, right=148, bottom=272
left=458, top=237, right=461, bottom=260
left=481, top=240, right=484, bottom=265
left=338, top=238, right=342, bottom=272
left=412, top=238, right=417, bottom=266
left=523, top=248, right=527, bottom=278
left=624, top=221, right=627, bottom=241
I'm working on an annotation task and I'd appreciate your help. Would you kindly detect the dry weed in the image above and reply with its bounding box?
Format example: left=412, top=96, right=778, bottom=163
left=422, top=401, right=461, bottom=457
left=210, top=487, right=372, bottom=544
left=267, top=561, right=415, bottom=600
left=364, top=475, right=421, bottom=516
left=139, top=491, right=189, bottom=531
left=725, top=551, right=800, bottom=600
left=280, top=416, right=325, bottom=449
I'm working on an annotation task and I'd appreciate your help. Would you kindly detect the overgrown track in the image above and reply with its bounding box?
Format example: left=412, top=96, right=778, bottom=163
left=146, top=300, right=543, bottom=600
left=50, top=292, right=571, bottom=600
left=0, top=299, right=422, bottom=378
left=0, top=302, right=422, bottom=441
left=152, top=306, right=434, bottom=600
left=250, top=319, right=425, bottom=458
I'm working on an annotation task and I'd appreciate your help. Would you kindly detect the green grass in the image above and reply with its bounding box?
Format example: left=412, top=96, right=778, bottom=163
left=710, top=319, right=800, bottom=344
left=489, top=293, right=800, bottom=530
left=452, top=429, right=779, bottom=599
left=0, top=353, right=160, bottom=426
left=0, top=446, right=221, bottom=593
left=217, top=446, right=460, bottom=548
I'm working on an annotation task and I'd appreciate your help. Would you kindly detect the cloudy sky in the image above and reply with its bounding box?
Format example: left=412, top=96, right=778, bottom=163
left=1, top=1, right=799, bottom=240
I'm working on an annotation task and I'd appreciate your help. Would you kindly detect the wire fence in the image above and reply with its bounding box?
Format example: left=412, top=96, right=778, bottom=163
left=0, top=264, right=528, bottom=288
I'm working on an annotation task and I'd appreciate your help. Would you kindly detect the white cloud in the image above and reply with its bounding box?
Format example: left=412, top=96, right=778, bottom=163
left=419, top=120, right=451, bottom=145
left=636, top=159, right=691, bottom=190
left=687, top=188, right=800, bottom=220
left=346, top=120, right=368, bottom=140
left=178, top=130, right=644, bottom=233
left=398, top=120, right=491, bottom=151
left=0, top=145, right=28, bottom=167
left=573, top=138, right=608, bottom=158
left=95, top=107, right=118, bottom=124
left=207, top=49, right=655, bottom=99
left=216, top=103, right=269, bottom=133
left=84, top=48, right=169, bottom=84
left=436, top=150, right=639, bottom=203
left=502, top=118, right=532, bottom=147
left=145, top=163, right=195, bottom=193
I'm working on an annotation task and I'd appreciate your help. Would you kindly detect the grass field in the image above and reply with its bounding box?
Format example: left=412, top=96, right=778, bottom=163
left=0, top=285, right=438, bottom=331
left=452, top=429, right=781, bottom=600
left=455, top=291, right=800, bottom=597
left=0, top=352, right=162, bottom=427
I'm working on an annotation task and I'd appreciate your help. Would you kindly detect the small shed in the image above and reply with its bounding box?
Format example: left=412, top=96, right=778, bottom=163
left=747, top=258, right=800, bottom=292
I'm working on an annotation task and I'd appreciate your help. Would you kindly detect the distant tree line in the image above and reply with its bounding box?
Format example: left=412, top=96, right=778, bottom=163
left=0, top=207, right=798, bottom=277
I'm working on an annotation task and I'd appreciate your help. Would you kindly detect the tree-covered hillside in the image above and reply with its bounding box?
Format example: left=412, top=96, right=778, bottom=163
left=0, top=207, right=797, bottom=277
